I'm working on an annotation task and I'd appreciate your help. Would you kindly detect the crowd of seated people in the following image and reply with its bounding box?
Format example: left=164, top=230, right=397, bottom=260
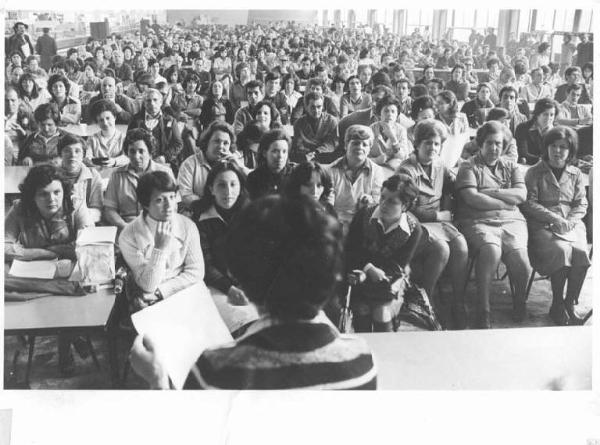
left=4, top=20, right=593, bottom=382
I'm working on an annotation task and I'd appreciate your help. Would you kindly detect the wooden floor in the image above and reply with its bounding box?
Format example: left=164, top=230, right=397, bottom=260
left=3, top=262, right=594, bottom=389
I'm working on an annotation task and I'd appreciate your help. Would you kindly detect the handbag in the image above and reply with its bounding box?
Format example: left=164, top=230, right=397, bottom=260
left=396, top=278, right=442, bottom=331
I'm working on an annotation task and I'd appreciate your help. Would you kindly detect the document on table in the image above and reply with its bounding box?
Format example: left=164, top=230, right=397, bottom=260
left=8, top=259, right=57, bottom=279
left=131, top=282, right=233, bottom=389
left=76, top=226, right=117, bottom=245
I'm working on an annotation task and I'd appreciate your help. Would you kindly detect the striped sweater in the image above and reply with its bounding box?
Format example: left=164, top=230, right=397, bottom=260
left=184, top=313, right=377, bottom=390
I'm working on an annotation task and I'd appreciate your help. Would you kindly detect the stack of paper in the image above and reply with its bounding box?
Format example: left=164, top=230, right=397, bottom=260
left=132, top=283, right=233, bottom=389
left=76, top=226, right=118, bottom=284
left=9, top=259, right=57, bottom=279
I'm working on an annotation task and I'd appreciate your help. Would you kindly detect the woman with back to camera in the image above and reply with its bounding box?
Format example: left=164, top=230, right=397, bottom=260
left=521, top=126, right=590, bottom=326
left=192, top=160, right=259, bottom=336
left=5, top=164, right=94, bottom=374
left=130, top=195, right=377, bottom=389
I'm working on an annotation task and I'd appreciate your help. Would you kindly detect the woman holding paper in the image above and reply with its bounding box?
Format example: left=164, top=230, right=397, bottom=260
left=521, top=126, right=590, bottom=326
left=4, top=164, right=94, bottom=375
left=192, top=160, right=259, bottom=335
left=130, top=196, right=377, bottom=389
left=119, top=170, right=205, bottom=313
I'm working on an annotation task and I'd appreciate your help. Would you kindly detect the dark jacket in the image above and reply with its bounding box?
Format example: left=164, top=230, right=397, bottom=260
left=34, top=33, right=57, bottom=71
left=127, top=109, right=184, bottom=166
left=87, top=93, right=135, bottom=124
left=6, top=33, right=34, bottom=59
left=460, top=98, right=495, bottom=128
left=246, top=163, right=296, bottom=200
left=514, top=120, right=545, bottom=165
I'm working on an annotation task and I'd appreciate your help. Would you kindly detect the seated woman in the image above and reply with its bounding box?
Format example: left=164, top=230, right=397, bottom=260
left=17, top=72, right=51, bottom=113
left=58, top=134, right=103, bottom=223
left=407, top=95, right=436, bottom=146
left=18, top=102, right=66, bottom=165
left=131, top=195, right=377, bottom=389
left=455, top=121, right=532, bottom=329
left=285, top=161, right=337, bottom=218
left=398, top=120, right=469, bottom=329
left=119, top=171, right=204, bottom=313
left=199, top=80, right=235, bottom=129
left=177, top=121, right=247, bottom=209
left=369, top=95, right=410, bottom=170
left=192, top=161, right=259, bottom=334
left=86, top=99, right=128, bottom=168
left=461, top=108, right=518, bottom=163
left=103, top=129, right=174, bottom=231
left=521, top=126, right=590, bottom=326
left=345, top=174, right=423, bottom=332
left=47, top=74, right=81, bottom=125
left=5, top=164, right=94, bottom=374
left=460, top=82, right=495, bottom=128
left=434, top=90, right=469, bottom=136
left=170, top=74, right=204, bottom=120
left=80, top=61, right=101, bottom=93
left=250, top=100, right=282, bottom=132
left=444, top=64, right=470, bottom=101
left=515, top=98, right=558, bottom=165
left=246, top=128, right=296, bottom=200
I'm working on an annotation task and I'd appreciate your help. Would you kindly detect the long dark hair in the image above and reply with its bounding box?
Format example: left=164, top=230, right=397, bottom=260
left=191, top=160, right=248, bottom=219
left=17, top=73, right=40, bottom=100
left=18, top=164, right=74, bottom=226
left=285, top=161, right=333, bottom=205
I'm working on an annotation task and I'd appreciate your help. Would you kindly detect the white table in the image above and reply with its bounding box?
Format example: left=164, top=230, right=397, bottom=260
left=4, top=166, right=30, bottom=195
left=360, top=326, right=591, bottom=390
left=5, top=287, right=119, bottom=386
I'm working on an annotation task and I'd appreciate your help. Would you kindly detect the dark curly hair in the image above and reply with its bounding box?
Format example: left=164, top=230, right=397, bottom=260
left=124, top=128, right=158, bottom=158
left=18, top=164, right=74, bottom=225
left=381, top=173, right=420, bottom=210
left=136, top=170, right=178, bottom=209
left=225, top=195, right=344, bottom=320
left=196, top=121, right=236, bottom=153
left=47, top=74, right=71, bottom=98
left=89, top=98, right=119, bottom=122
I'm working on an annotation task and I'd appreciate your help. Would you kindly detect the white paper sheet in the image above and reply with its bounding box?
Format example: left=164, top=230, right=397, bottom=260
left=9, top=259, right=57, bottom=279
left=440, top=132, right=471, bottom=169
left=131, top=282, right=233, bottom=389
left=76, top=226, right=118, bottom=245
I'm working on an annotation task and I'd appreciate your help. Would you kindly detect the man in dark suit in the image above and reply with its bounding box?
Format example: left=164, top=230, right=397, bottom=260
left=5, top=22, right=34, bottom=59
left=127, top=89, right=183, bottom=173
left=87, top=76, right=135, bottom=124
left=35, top=27, right=57, bottom=71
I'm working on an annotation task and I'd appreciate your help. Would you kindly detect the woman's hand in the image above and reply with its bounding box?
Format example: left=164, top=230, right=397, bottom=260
left=46, top=244, right=76, bottom=260
left=366, top=266, right=388, bottom=283
left=227, top=285, right=249, bottom=306
left=21, top=157, right=33, bottom=166
left=129, top=335, right=170, bottom=389
left=154, top=221, right=174, bottom=250
left=436, top=210, right=453, bottom=222
left=549, top=218, right=574, bottom=234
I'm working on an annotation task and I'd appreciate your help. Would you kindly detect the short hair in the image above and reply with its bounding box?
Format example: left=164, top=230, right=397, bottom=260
left=307, top=77, right=325, bottom=89
left=450, top=63, right=465, bottom=76
left=381, top=174, right=419, bottom=210
left=83, top=60, right=97, bottom=73
left=531, top=98, right=559, bottom=122
left=537, top=42, right=550, bottom=54
left=257, top=128, right=291, bottom=165
left=123, top=128, right=157, bottom=157
left=486, top=107, right=510, bottom=122
left=252, top=100, right=279, bottom=121
left=411, top=84, right=428, bottom=98
left=136, top=73, right=155, bottom=87
left=476, top=82, right=492, bottom=93
left=499, top=85, right=518, bottom=99
left=514, top=61, right=527, bottom=76
left=304, top=91, right=324, bottom=107
left=47, top=74, right=71, bottom=97
left=225, top=195, right=344, bottom=320
left=371, top=71, right=392, bottom=88
left=427, top=78, right=444, bottom=89
left=264, top=71, right=281, bottom=83
left=564, top=66, right=581, bottom=79
left=582, top=62, right=593, bottom=76
left=245, top=79, right=264, bottom=92
left=285, top=161, right=333, bottom=202
left=374, top=95, right=401, bottom=116
left=357, top=64, right=373, bottom=75
left=541, top=125, right=578, bottom=163
left=410, top=95, right=435, bottom=121
left=344, top=124, right=373, bottom=145
left=197, top=121, right=235, bottom=153
left=19, top=164, right=74, bottom=223
left=182, top=74, right=200, bottom=89
left=475, top=120, right=511, bottom=149
left=422, top=64, right=434, bottom=73
left=57, top=133, right=86, bottom=156
left=90, top=99, right=119, bottom=121
left=136, top=170, right=178, bottom=208
left=371, top=84, right=394, bottom=97
left=566, top=83, right=583, bottom=94
left=412, top=118, right=448, bottom=150
left=281, top=73, right=298, bottom=90
left=486, top=58, right=500, bottom=69
left=34, top=102, right=61, bottom=124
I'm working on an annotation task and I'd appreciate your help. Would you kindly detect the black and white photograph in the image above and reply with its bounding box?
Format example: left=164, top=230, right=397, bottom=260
left=1, top=6, right=595, bottom=397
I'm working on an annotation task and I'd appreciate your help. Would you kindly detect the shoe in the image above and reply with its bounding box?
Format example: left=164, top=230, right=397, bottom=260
left=72, top=336, right=91, bottom=359
left=549, top=303, right=568, bottom=326
left=512, top=301, right=527, bottom=323
left=58, top=352, right=76, bottom=377
left=451, top=303, right=468, bottom=330
left=473, top=311, right=491, bottom=329
left=564, top=301, right=584, bottom=326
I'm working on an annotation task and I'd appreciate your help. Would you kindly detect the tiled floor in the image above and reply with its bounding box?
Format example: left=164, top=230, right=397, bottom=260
left=4, top=262, right=593, bottom=389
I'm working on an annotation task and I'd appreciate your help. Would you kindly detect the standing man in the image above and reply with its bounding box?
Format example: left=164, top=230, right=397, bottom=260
left=35, top=27, right=57, bottom=71
left=6, top=22, right=34, bottom=60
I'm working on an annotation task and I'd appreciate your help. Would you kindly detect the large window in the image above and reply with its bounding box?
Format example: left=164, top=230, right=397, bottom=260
left=406, top=9, right=434, bottom=33
left=579, top=9, right=593, bottom=33
left=474, top=9, right=499, bottom=30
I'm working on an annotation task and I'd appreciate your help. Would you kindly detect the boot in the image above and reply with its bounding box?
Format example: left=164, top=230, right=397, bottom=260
left=549, top=302, right=568, bottom=326
left=564, top=300, right=584, bottom=326
left=512, top=300, right=527, bottom=323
